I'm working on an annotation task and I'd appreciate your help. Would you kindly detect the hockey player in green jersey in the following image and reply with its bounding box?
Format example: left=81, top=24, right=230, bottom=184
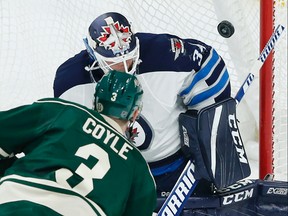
left=0, top=70, right=156, bottom=216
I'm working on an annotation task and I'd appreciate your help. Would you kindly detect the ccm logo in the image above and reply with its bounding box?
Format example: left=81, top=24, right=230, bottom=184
left=218, top=179, right=254, bottom=193
left=228, top=114, right=248, bottom=164
left=222, top=188, right=254, bottom=205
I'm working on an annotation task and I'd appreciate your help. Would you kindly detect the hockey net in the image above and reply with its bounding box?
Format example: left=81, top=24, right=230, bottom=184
left=0, top=0, right=287, bottom=181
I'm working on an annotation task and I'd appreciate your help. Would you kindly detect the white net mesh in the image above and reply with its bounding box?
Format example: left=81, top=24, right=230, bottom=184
left=0, top=0, right=286, bottom=180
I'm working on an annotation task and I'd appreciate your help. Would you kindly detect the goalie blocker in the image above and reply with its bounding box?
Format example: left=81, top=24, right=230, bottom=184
left=179, top=98, right=251, bottom=190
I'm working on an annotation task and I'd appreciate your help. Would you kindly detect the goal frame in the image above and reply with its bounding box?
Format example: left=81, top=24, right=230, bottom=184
left=259, top=0, right=281, bottom=180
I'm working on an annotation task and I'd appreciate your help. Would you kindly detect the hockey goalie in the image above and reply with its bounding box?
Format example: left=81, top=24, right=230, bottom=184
left=51, top=12, right=287, bottom=216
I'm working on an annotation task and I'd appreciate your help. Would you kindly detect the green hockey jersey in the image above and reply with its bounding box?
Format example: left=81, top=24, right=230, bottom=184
left=0, top=98, right=156, bottom=216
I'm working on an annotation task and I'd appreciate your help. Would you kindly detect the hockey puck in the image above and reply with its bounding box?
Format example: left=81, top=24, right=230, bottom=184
left=217, top=20, right=235, bottom=38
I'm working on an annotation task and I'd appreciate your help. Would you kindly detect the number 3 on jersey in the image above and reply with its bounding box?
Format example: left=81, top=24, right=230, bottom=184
left=55, top=143, right=111, bottom=196
left=111, top=92, right=117, bottom=101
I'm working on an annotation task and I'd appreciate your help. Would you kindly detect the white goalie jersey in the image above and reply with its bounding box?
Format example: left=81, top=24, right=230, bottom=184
left=54, top=32, right=231, bottom=163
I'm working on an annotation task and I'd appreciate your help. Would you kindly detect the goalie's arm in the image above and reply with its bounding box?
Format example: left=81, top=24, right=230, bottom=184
left=179, top=47, right=231, bottom=111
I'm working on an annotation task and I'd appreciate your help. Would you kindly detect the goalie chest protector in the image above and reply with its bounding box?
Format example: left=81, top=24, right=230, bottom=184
left=179, top=98, right=251, bottom=189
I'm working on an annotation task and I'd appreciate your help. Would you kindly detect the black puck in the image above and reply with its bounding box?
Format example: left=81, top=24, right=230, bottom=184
left=217, top=20, right=235, bottom=38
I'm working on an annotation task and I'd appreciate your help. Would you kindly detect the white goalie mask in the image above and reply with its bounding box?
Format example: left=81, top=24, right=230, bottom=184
left=84, top=12, right=140, bottom=74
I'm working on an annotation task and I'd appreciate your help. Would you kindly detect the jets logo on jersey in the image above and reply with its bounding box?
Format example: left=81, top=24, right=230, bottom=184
left=97, top=17, right=132, bottom=54
left=132, top=116, right=154, bottom=150
left=170, top=38, right=184, bottom=60
left=127, top=127, right=140, bottom=143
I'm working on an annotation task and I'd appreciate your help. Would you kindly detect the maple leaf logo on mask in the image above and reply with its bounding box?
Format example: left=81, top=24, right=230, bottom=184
left=97, top=19, right=132, bottom=55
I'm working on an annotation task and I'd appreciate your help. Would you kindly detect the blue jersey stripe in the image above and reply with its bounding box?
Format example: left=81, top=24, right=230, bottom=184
left=206, top=57, right=226, bottom=85
left=179, top=49, right=219, bottom=97
left=187, top=69, right=229, bottom=106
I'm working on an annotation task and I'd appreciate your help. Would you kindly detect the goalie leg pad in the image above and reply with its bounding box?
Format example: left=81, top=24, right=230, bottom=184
left=179, top=98, right=251, bottom=189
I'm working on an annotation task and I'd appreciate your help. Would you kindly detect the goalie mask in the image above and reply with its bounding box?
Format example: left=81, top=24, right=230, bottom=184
left=86, top=12, right=140, bottom=74
left=94, top=70, right=143, bottom=121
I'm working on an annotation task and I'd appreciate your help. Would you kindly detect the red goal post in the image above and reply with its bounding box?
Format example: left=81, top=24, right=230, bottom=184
left=259, top=0, right=287, bottom=180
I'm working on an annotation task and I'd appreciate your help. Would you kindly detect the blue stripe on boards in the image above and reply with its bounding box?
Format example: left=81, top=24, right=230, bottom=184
left=179, top=49, right=219, bottom=97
